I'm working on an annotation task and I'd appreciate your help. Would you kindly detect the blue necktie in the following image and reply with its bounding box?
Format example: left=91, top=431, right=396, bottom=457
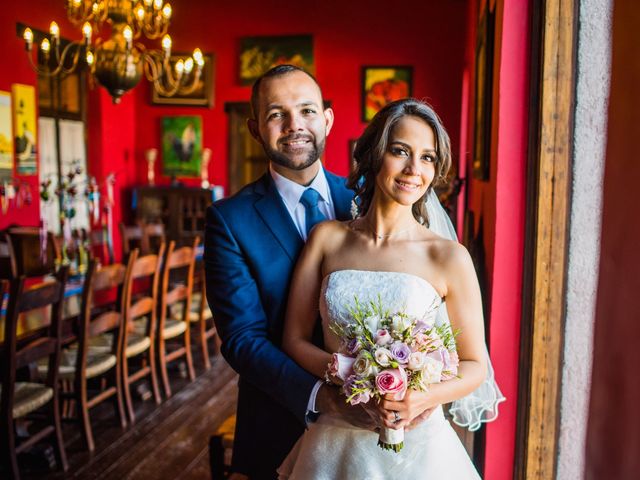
left=300, top=188, right=326, bottom=237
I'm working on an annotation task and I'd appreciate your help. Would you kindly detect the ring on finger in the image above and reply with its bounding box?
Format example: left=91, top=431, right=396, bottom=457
left=393, top=411, right=401, bottom=424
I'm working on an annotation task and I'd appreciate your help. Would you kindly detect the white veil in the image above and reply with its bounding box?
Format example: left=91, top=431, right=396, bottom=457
left=425, top=189, right=506, bottom=431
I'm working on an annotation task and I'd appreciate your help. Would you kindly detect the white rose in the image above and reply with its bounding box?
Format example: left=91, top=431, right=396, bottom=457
left=391, top=314, right=411, bottom=333
left=353, top=352, right=379, bottom=377
left=364, top=315, right=382, bottom=334
left=419, top=356, right=444, bottom=386
left=408, top=351, right=426, bottom=370
left=374, top=347, right=393, bottom=367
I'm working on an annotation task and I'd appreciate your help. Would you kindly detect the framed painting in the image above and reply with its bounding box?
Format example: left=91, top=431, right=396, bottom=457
left=0, top=91, right=13, bottom=180
left=472, top=4, right=495, bottom=181
left=151, top=53, right=215, bottom=107
left=362, top=66, right=413, bottom=122
left=161, top=116, right=203, bottom=178
left=12, top=84, right=37, bottom=174
left=239, top=35, right=314, bottom=85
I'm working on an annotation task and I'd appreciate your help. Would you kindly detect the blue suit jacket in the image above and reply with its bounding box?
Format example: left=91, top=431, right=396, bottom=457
left=204, top=170, right=353, bottom=479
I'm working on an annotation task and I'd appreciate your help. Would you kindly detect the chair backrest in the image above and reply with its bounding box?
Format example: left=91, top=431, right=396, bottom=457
left=0, top=232, right=18, bottom=280
left=143, top=223, right=166, bottom=255
left=88, top=226, right=115, bottom=265
left=159, top=238, right=199, bottom=329
left=1, top=267, right=69, bottom=408
left=125, top=243, right=165, bottom=338
left=77, top=258, right=131, bottom=366
left=7, top=227, right=60, bottom=277
left=120, top=222, right=145, bottom=258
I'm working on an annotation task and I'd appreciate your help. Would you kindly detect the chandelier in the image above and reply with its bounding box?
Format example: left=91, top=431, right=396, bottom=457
left=21, top=0, right=204, bottom=104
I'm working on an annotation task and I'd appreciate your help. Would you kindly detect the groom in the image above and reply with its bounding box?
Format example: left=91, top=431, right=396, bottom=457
left=204, top=65, right=363, bottom=479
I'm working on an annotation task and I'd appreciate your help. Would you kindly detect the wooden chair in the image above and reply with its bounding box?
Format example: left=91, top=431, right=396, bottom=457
left=6, top=227, right=60, bottom=277
left=121, top=245, right=164, bottom=423
left=209, top=414, right=236, bottom=480
left=189, top=267, right=219, bottom=370
left=0, top=232, right=18, bottom=280
left=120, top=222, right=166, bottom=259
left=0, top=267, right=70, bottom=479
left=55, top=258, right=130, bottom=451
left=156, top=238, right=198, bottom=398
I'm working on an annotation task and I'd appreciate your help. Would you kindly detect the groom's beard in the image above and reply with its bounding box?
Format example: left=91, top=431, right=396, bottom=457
left=263, top=135, right=326, bottom=171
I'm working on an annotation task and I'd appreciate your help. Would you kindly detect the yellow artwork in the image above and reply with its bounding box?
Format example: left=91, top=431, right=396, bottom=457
left=12, top=83, right=37, bottom=174
left=0, top=91, right=13, bottom=180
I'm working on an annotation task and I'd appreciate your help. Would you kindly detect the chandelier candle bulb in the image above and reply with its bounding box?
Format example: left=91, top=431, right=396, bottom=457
left=82, top=22, right=92, bottom=44
left=136, top=6, right=145, bottom=21
left=193, top=48, right=204, bottom=66
left=162, top=34, right=171, bottom=52
left=184, top=57, right=194, bottom=74
left=175, top=58, right=184, bottom=75
left=86, top=50, right=94, bottom=66
left=41, top=38, right=51, bottom=54
left=153, top=0, right=162, bottom=10
left=162, top=3, right=171, bottom=19
left=23, top=28, right=33, bottom=50
left=49, top=22, right=60, bottom=41
left=123, top=26, right=133, bottom=49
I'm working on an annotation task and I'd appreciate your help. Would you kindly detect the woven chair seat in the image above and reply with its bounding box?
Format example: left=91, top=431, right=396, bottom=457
left=163, top=319, right=187, bottom=339
left=38, top=346, right=116, bottom=380
left=126, top=333, right=151, bottom=357
left=0, top=382, right=53, bottom=419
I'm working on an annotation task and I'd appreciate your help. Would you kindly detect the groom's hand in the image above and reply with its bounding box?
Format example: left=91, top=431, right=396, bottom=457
left=315, top=384, right=378, bottom=431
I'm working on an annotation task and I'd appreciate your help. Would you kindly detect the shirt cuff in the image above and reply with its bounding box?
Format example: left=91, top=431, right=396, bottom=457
left=304, top=380, right=324, bottom=425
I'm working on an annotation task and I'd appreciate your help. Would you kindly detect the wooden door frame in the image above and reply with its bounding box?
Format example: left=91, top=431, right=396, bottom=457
left=515, top=0, right=578, bottom=478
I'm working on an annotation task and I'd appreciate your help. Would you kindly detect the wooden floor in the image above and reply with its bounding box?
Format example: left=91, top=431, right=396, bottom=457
left=18, top=355, right=238, bottom=480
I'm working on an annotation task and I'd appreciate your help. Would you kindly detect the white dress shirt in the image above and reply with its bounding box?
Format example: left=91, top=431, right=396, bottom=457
left=270, top=165, right=336, bottom=240
left=269, top=165, right=335, bottom=417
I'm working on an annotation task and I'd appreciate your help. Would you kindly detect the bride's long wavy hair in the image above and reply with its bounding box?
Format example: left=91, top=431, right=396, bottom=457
left=348, top=98, right=452, bottom=226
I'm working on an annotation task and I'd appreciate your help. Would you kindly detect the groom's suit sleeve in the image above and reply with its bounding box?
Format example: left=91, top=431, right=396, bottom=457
left=204, top=203, right=317, bottom=425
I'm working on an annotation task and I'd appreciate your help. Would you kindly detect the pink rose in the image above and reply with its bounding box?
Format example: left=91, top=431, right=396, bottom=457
left=375, top=329, right=392, bottom=345
left=328, top=353, right=356, bottom=381
left=375, top=367, right=407, bottom=400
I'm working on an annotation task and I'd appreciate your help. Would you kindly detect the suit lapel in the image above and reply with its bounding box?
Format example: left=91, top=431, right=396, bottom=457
left=326, top=171, right=354, bottom=221
left=254, top=174, right=304, bottom=261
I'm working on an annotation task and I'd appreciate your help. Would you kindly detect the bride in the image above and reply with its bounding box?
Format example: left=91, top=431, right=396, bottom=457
left=279, top=99, right=489, bottom=479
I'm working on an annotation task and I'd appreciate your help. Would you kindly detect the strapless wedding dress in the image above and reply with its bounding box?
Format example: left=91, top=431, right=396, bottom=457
left=278, top=270, right=481, bottom=479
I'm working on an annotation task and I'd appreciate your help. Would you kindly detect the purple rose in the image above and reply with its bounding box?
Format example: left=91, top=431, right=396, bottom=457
left=343, top=375, right=372, bottom=405
left=347, top=338, right=362, bottom=355
left=390, top=342, right=411, bottom=364
left=413, top=319, right=431, bottom=334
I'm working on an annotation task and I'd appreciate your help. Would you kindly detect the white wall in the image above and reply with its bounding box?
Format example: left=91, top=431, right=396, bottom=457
left=557, top=0, right=612, bottom=478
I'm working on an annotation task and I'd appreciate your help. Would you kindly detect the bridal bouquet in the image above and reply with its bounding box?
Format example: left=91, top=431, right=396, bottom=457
left=326, top=296, right=459, bottom=452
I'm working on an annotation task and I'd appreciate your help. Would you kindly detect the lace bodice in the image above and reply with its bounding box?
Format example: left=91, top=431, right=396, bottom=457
left=320, top=270, right=443, bottom=353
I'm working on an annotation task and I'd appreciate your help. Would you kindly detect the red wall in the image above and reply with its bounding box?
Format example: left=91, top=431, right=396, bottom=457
left=462, top=1, right=529, bottom=478
left=1, top=0, right=468, bottom=237
left=133, top=0, right=468, bottom=189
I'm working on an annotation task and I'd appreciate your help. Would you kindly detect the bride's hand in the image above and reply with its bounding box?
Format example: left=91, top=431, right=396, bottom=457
left=378, top=389, right=439, bottom=429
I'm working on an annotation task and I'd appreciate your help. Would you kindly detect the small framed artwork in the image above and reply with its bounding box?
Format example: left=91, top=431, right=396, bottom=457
left=472, top=4, right=495, bottom=180
left=362, top=66, right=413, bottom=122
left=0, top=91, right=13, bottom=180
left=161, top=116, right=203, bottom=177
left=239, top=35, right=314, bottom=86
left=151, top=53, right=215, bottom=107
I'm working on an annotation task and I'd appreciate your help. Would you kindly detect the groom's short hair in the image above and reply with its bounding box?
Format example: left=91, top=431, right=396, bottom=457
left=250, top=65, right=323, bottom=119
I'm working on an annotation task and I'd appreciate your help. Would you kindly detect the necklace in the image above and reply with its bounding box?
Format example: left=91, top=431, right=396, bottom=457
left=369, top=222, right=419, bottom=240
